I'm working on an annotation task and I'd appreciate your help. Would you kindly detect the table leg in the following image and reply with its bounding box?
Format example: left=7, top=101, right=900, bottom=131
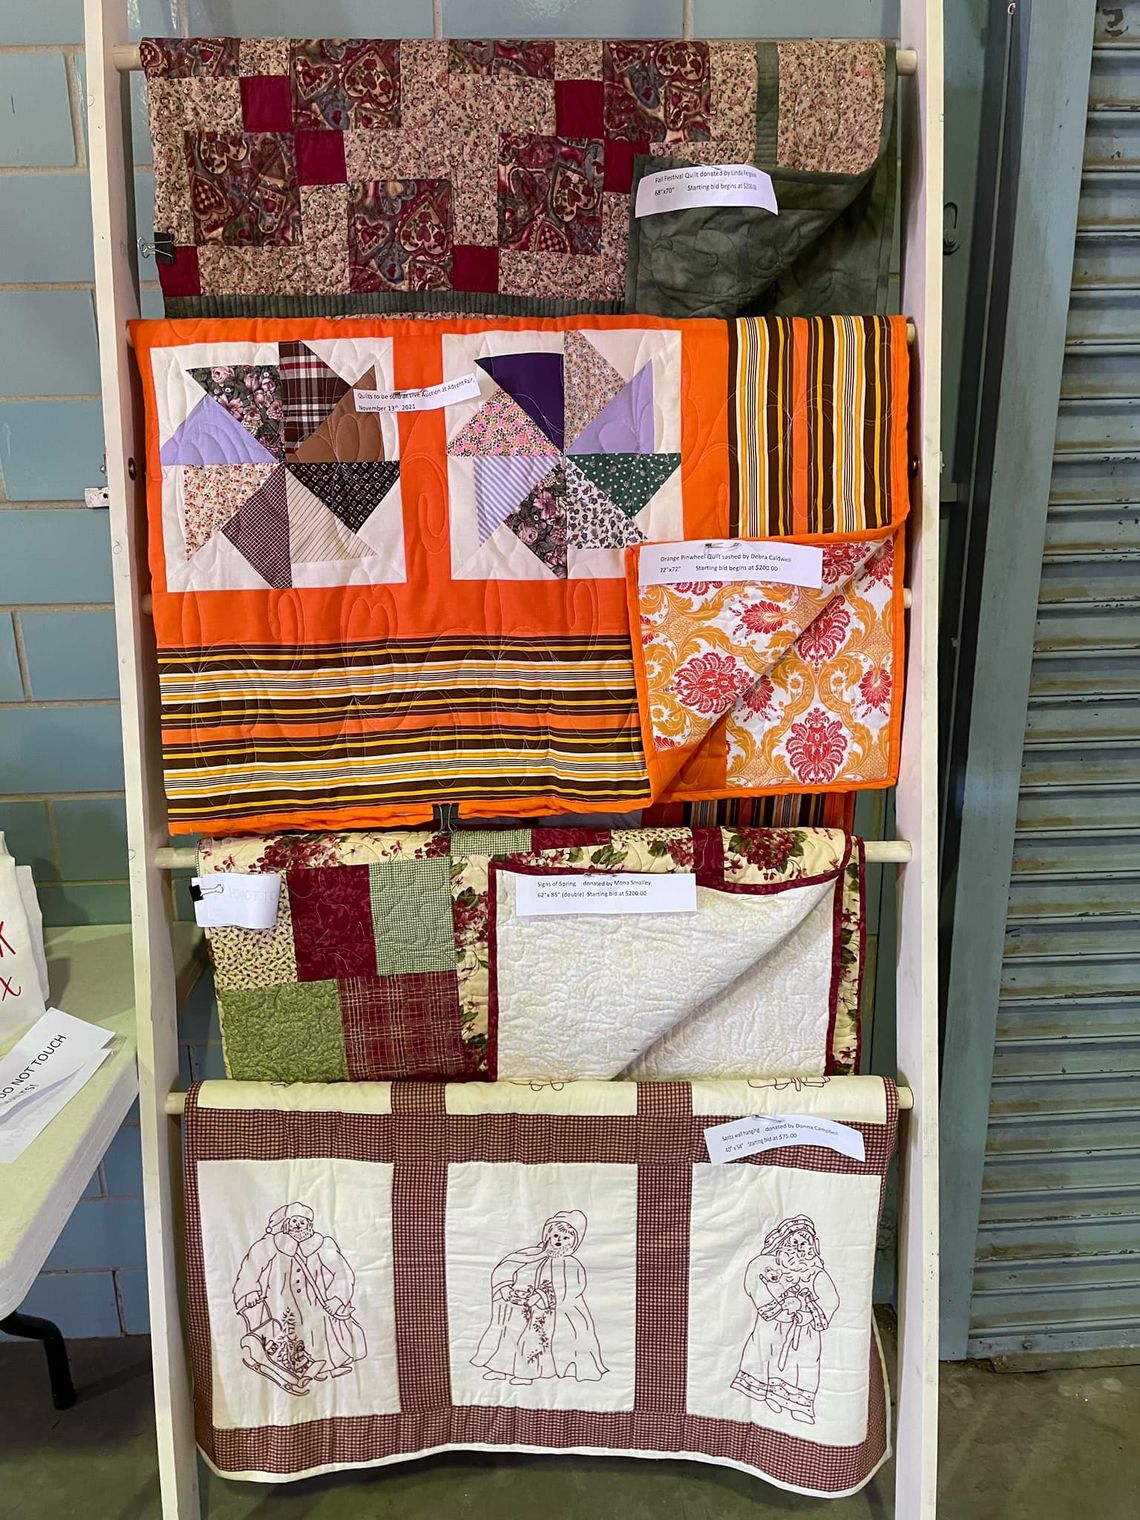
left=0, top=1310, right=78, bottom=1409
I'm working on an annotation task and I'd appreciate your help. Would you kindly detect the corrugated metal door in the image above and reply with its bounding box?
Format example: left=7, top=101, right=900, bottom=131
left=968, top=5, right=1140, bottom=1360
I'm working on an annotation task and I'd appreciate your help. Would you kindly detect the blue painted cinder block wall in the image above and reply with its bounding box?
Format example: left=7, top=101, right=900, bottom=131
left=1, top=0, right=922, bottom=1337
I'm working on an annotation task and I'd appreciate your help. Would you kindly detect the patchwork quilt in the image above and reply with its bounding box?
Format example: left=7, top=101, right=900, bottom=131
left=134, top=314, right=909, bottom=833
left=139, top=37, right=895, bottom=320
left=184, top=1074, right=896, bottom=1494
left=198, top=826, right=865, bottom=1084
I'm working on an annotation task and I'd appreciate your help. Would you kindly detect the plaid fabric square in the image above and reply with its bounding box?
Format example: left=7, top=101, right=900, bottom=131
left=370, top=856, right=457, bottom=975
left=279, top=341, right=350, bottom=455
left=288, top=863, right=377, bottom=980
left=338, top=970, right=467, bottom=1078
left=218, top=981, right=347, bottom=1080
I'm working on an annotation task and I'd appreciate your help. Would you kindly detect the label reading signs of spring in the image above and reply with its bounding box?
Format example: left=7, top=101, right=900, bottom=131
left=703, top=1113, right=866, bottom=1165
left=639, top=539, right=824, bottom=590
left=353, top=372, right=482, bottom=414
left=514, top=872, right=698, bottom=918
left=634, top=163, right=778, bottom=219
left=191, top=873, right=281, bottom=931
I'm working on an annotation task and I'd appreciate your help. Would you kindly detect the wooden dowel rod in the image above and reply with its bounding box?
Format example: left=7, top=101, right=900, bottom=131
left=165, top=1084, right=914, bottom=1115
left=156, top=838, right=913, bottom=871
left=112, top=45, right=920, bottom=76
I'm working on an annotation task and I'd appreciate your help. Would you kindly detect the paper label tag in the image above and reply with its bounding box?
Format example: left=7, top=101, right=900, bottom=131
left=192, top=873, right=281, bottom=930
left=634, top=163, right=778, bottom=219
left=514, top=872, right=698, bottom=918
left=703, top=1113, right=866, bottom=1165
left=639, top=539, right=824, bottom=590
left=0, top=1008, right=114, bottom=1117
left=354, top=373, right=482, bottom=413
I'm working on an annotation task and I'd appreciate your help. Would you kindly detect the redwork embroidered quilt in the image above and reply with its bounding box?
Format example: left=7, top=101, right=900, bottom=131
left=198, top=825, right=865, bottom=1085
left=184, top=1075, right=896, bottom=1494
left=138, top=36, right=894, bottom=318
left=134, top=314, right=909, bottom=834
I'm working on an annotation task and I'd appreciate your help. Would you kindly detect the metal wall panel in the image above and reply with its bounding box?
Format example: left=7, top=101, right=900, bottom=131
left=967, top=3, right=1140, bottom=1360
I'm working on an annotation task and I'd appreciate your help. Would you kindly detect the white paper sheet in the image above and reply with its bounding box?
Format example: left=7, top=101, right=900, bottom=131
left=0, top=1007, right=115, bottom=1117
left=703, top=1114, right=866, bottom=1164
left=639, top=539, right=824, bottom=589
left=192, top=873, right=281, bottom=930
left=0, top=1049, right=113, bottom=1163
left=634, top=163, right=778, bottom=218
left=512, top=872, right=698, bottom=918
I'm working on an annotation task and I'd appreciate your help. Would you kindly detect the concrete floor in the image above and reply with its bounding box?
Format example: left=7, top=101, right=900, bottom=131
left=0, top=1324, right=1135, bottom=1518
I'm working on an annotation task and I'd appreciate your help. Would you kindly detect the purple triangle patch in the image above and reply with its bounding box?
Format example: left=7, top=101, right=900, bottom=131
left=476, top=352, right=564, bottom=452
left=221, top=466, right=291, bottom=588
left=473, top=456, right=557, bottom=543
left=566, top=361, right=655, bottom=457
left=160, top=395, right=278, bottom=468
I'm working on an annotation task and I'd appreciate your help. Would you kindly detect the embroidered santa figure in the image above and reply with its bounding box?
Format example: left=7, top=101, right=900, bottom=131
left=232, top=1202, right=367, bottom=1396
left=731, top=1214, right=839, bottom=1424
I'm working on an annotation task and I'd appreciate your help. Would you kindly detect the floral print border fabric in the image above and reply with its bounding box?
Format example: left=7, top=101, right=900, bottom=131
left=139, top=36, right=890, bottom=318
left=629, top=536, right=904, bottom=796
left=199, top=825, right=865, bottom=1084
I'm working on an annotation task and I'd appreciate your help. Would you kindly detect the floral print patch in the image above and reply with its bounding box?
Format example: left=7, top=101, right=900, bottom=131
left=348, top=178, right=452, bottom=291
left=179, top=461, right=274, bottom=555
left=505, top=464, right=569, bottom=578
left=184, top=132, right=302, bottom=245
left=291, top=38, right=402, bottom=130
left=188, top=364, right=285, bottom=457
left=635, top=536, right=902, bottom=792
left=498, top=134, right=604, bottom=255
left=603, top=40, right=713, bottom=143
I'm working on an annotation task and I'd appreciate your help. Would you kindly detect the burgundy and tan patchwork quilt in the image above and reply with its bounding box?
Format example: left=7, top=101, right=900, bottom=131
left=139, top=36, right=894, bottom=318
left=198, top=825, right=866, bottom=1084
left=184, top=1074, right=896, bottom=1495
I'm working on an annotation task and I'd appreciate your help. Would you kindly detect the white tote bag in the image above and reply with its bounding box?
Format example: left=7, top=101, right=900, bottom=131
left=0, top=833, right=48, bottom=1038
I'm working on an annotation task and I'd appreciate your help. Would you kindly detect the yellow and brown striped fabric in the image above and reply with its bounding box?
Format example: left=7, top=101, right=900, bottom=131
left=728, top=315, right=910, bottom=538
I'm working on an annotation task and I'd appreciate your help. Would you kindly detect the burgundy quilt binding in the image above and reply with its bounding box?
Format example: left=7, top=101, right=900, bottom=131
left=182, top=1079, right=896, bottom=1493
left=483, top=831, right=857, bottom=1080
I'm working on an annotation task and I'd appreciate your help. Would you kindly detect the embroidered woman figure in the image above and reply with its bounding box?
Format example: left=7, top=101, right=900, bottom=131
left=233, top=1202, right=367, bottom=1397
left=731, top=1214, right=838, bottom=1424
left=470, top=1210, right=607, bottom=1386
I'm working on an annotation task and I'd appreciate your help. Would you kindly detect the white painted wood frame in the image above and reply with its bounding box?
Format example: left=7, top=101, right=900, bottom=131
left=83, top=1, right=940, bottom=1513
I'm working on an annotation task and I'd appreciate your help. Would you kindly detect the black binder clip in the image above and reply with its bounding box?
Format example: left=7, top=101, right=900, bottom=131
left=433, top=803, right=460, bottom=832
left=150, top=232, right=176, bottom=266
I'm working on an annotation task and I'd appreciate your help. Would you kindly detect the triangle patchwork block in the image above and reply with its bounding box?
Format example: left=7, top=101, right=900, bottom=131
left=292, top=368, right=387, bottom=463
left=473, top=455, right=558, bottom=542
left=564, top=331, right=628, bottom=449
left=285, top=473, right=371, bottom=562
left=180, top=462, right=274, bottom=557
left=449, top=389, right=561, bottom=458
left=567, top=361, right=655, bottom=457
left=187, top=364, right=284, bottom=459
left=279, top=342, right=351, bottom=457
left=505, top=461, right=569, bottom=579
left=564, top=459, right=646, bottom=550
left=476, top=352, right=565, bottom=452
left=160, top=396, right=278, bottom=468
left=221, top=465, right=291, bottom=588
left=570, top=453, right=681, bottom=519
left=287, top=461, right=400, bottom=533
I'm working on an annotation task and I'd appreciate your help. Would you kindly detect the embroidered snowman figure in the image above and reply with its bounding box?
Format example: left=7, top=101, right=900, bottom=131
left=731, top=1214, right=839, bottom=1424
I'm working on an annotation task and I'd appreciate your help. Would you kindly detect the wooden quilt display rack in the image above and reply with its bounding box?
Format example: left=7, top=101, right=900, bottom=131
left=83, top=0, right=941, bottom=1513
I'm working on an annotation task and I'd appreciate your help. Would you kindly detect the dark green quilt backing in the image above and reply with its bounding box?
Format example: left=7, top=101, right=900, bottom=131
left=625, top=44, right=898, bottom=320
